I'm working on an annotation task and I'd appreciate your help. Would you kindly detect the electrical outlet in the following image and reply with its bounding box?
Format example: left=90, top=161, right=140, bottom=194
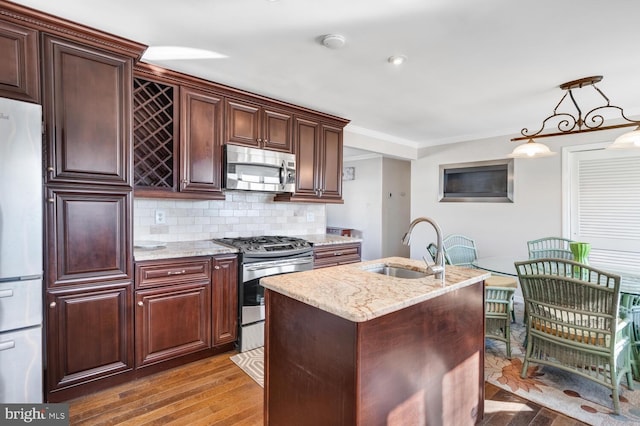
left=155, top=209, right=166, bottom=225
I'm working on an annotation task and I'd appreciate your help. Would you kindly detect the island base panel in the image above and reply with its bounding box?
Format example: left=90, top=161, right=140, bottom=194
left=264, top=282, right=484, bottom=426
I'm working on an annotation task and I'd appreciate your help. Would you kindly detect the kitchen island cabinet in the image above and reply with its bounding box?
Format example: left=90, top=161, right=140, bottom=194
left=261, top=257, right=489, bottom=426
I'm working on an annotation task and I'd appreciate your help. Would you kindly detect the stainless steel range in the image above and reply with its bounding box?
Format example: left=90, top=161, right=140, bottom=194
left=214, top=236, right=314, bottom=352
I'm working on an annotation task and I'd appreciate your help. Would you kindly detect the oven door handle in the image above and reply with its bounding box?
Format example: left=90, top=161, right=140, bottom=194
left=245, top=257, right=313, bottom=272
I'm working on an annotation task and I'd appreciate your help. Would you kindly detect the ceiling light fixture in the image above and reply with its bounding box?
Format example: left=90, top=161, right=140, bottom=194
left=142, top=46, right=227, bottom=61
left=321, top=34, right=346, bottom=49
left=510, top=75, right=640, bottom=157
left=388, top=55, right=407, bottom=66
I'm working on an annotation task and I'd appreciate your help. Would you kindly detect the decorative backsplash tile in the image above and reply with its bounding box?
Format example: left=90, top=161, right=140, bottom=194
left=134, top=192, right=326, bottom=242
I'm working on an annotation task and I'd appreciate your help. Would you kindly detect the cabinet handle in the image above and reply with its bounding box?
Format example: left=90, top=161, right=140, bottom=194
left=49, top=302, right=56, bottom=308
left=214, top=265, right=220, bottom=270
left=181, top=179, right=188, bottom=184
left=137, top=301, right=144, bottom=307
left=0, top=289, right=13, bottom=298
left=334, top=251, right=343, bottom=256
left=47, top=198, right=55, bottom=203
left=167, top=270, right=186, bottom=275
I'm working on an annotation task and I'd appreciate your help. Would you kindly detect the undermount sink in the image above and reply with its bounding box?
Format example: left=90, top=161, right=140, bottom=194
left=364, top=264, right=429, bottom=279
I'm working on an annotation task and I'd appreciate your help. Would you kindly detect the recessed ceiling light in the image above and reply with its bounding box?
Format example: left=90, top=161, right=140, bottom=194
left=321, top=34, right=346, bottom=49
left=142, top=46, right=228, bottom=61
left=388, top=55, right=407, bottom=65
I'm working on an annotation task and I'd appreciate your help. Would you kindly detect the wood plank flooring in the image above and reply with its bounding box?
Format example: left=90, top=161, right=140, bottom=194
left=68, top=350, right=587, bottom=426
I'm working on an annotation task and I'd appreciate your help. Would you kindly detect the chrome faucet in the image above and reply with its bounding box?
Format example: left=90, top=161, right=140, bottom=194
left=402, top=217, right=445, bottom=282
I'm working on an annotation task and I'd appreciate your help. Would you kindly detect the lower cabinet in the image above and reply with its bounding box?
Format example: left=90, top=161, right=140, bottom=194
left=313, top=242, right=362, bottom=269
left=46, top=282, right=134, bottom=395
left=212, top=255, right=238, bottom=346
left=135, top=282, right=211, bottom=368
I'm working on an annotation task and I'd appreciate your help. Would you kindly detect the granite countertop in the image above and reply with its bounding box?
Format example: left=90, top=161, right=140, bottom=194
left=260, top=256, right=490, bottom=322
left=301, top=234, right=363, bottom=246
left=134, top=240, right=238, bottom=262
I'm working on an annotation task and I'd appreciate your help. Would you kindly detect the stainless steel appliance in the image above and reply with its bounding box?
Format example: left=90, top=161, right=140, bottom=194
left=223, top=144, right=296, bottom=193
left=0, top=97, right=43, bottom=403
left=214, top=236, right=313, bottom=352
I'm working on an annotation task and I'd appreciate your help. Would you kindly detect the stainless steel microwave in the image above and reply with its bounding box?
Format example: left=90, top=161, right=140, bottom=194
left=223, top=144, right=296, bottom=193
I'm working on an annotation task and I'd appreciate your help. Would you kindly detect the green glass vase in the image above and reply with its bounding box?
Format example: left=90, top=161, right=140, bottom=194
left=570, top=242, right=591, bottom=279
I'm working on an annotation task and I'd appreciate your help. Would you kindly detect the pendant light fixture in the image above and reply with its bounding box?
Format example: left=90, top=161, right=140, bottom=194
left=510, top=76, right=640, bottom=157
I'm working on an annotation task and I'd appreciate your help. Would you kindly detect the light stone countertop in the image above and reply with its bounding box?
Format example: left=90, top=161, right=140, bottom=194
left=134, top=240, right=238, bottom=262
left=260, top=256, right=490, bottom=322
left=301, top=234, right=363, bottom=246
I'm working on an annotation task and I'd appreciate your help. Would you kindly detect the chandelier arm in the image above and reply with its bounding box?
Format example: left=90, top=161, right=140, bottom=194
left=567, top=89, right=584, bottom=128
left=592, top=84, right=611, bottom=105
left=520, top=113, right=578, bottom=138
left=511, top=121, right=640, bottom=141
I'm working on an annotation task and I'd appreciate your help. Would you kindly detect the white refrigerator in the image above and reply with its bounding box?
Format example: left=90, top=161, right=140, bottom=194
left=0, top=97, right=43, bottom=403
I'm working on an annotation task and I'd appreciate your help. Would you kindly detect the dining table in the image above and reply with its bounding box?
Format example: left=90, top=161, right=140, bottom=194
left=473, top=256, right=640, bottom=379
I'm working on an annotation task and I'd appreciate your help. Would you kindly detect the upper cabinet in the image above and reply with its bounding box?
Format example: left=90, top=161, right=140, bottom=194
left=42, top=34, right=133, bottom=186
left=275, top=116, right=345, bottom=204
left=0, top=20, right=39, bottom=103
left=133, top=64, right=225, bottom=199
left=225, top=98, right=293, bottom=153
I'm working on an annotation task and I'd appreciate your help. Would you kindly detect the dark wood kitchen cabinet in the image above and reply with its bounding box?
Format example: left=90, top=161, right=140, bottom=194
left=225, top=97, right=293, bottom=153
left=313, top=242, right=361, bottom=269
left=0, top=19, right=39, bottom=103
left=212, top=255, right=238, bottom=346
left=134, top=257, right=212, bottom=367
left=275, top=116, right=345, bottom=203
left=45, top=282, right=134, bottom=399
left=42, top=33, right=134, bottom=186
left=132, top=65, right=224, bottom=199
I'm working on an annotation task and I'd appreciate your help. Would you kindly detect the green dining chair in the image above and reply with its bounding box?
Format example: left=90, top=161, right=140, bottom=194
left=527, top=236, right=575, bottom=260
left=485, top=286, right=516, bottom=357
left=515, top=258, right=634, bottom=414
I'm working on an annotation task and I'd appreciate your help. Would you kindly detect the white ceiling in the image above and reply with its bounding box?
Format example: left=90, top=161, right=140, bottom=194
left=13, top=0, right=640, bottom=150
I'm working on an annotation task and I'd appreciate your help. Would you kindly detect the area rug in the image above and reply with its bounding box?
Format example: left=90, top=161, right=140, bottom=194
left=231, top=311, right=640, bottom=425
left=230, top=347, right=264, bottom=387
left=485, top=305, right=640, bottom=425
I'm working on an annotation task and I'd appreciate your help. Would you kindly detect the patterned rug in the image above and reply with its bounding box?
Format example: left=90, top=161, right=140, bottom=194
left=485, top=305, right=640, bottom=425
left=230, top=347, right=264, bottom=387
left=231, top=309, right=640, bottom=425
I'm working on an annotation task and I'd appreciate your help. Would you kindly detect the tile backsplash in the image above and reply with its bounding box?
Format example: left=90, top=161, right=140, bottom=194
left=134, top=191, right=326, bottom=242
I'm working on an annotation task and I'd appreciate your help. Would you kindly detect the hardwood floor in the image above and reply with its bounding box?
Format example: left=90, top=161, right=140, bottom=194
left=68, top=351, right=587, bottom=425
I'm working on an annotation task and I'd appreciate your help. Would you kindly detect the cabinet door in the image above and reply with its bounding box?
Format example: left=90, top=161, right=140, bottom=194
left=319, top=124, right=343, bottom=200
left=180, top=87, right=224, bottom=197
left=0, top=20, right=39, bottom=103
left=212, top=255, right=238, bottom=346
left=225, top=99, right=261, bottom=148
left=46, top=283, right=134, bottom=392
left=263, top=107, right=293, bottom=153
left=42, top=34, right=132, bottom=185
left=46, top=187, right=131, bottom=287
left=293, top=116, right=320, bottom=197
left=135, top=283, right=211, bottom=367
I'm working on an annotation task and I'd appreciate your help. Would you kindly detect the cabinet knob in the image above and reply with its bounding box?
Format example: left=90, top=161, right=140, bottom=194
left=49, top=302, right=56, bottom=308
left=257, top=138, right=262, bottom=143
left=47, top=198, right=55, bottom=203
left=47, top=166, right=54, bottom=172
left=137, top=301, right=144, bottom=307
left=181, top=179, right=188, bottom=184
left=214, top=265, right=220, bottom=270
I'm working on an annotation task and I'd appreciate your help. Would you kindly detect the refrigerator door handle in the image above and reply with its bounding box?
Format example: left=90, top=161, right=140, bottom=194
left=0, top=340, right=16, bottom=351
left=0, top=289, right=13, bottom=298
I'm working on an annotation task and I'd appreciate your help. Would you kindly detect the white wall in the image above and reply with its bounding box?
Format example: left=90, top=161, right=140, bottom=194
left=409, top=128, right=633, bottom=263
left=381, top=157, right=411, bottom=258
left=326, top=157, right=383, bottom=260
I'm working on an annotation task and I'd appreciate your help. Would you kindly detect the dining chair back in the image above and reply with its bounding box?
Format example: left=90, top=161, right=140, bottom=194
left=515, top=258, right=634, bottom=414
left=442, top=234, right=477, bottom=267
left=527, top=236, right=575, bottom=260
left=485, top=286, right=516, bottom=357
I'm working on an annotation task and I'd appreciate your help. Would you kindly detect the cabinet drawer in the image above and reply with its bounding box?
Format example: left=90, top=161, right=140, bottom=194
left=313, top=243, right=361, bottom=269
left=135, top=258, right=211, bottom=289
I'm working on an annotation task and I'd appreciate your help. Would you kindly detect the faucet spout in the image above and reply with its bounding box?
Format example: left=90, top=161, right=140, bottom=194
left=402, top=217, right=445, bottom=282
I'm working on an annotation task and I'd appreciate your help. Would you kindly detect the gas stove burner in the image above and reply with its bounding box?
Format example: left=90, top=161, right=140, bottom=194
left=213, top=235, right=312, bottom=254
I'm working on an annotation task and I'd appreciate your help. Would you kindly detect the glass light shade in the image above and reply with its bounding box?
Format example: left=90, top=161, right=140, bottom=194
left=508, top=139, right=556, bottom=158
left=608, top=126, right=640, bottom=149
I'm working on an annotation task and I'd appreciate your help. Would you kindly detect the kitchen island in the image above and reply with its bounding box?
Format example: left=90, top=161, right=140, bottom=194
left=261, top=257, right=490, bottom=426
